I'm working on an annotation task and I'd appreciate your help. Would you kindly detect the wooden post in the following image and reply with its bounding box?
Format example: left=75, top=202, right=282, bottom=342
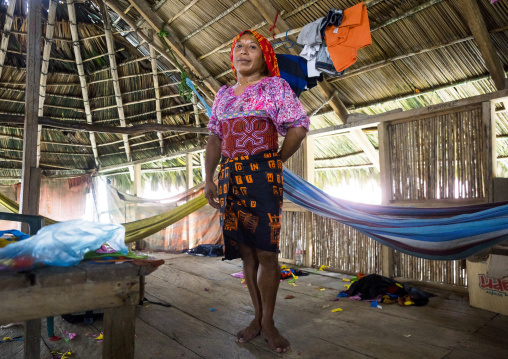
left=192, top=93, right=206, bottom=180
left=378, top=122, right=392, bottom=205
left=149, top=31, right=164, bottom=154
left=36, top=0, right=57, bottom=167
left=186, top=153, right=193, bottom=248
left=102, top=305, right=136, bottom=359
left=133, top=164, right=142, bottom=196
left=186, top=153, right=194, bottom=190
left=483, top=101, right=496, bottom=203
left=24, top=319, right=41, bottom=359
left=303, top=137, right=314, bottom=267
left=378, top=121, right=395, bottom=277
left=22, top=1, right=42, bottom=356
left=20, top=0, right=42, bottom=218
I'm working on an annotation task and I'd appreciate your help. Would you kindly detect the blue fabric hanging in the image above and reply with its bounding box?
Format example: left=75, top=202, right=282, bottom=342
left=186, top=78, right=212, bottom=118
left=283, top=168, right=508, bottom=260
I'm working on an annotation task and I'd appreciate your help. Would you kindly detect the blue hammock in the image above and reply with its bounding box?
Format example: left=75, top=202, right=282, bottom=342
left=283, top=168, right=508, bottom=260
left=188, top=80, right=508, bottom=261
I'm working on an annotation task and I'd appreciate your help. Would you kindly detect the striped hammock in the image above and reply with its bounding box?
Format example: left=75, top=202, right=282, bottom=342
left=283, top=168, right=508, bottom=260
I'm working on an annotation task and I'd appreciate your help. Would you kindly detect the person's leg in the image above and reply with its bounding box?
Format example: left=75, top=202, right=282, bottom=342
left=236, top=242, right=262, bottom=342
left=256, top=249, right=290, bottom=353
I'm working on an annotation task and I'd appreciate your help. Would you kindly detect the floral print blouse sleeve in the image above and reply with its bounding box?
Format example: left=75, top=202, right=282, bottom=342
left=268, top=77, right=310, bottom=136
left=207, top=85, right=229, bottom=139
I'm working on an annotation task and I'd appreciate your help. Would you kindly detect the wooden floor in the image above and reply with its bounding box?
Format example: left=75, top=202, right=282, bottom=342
left=1, top=253, right=507, bottom=359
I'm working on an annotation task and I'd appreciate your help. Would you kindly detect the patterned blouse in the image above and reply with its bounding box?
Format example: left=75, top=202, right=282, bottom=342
left=207, top=77, right=310, bottom=158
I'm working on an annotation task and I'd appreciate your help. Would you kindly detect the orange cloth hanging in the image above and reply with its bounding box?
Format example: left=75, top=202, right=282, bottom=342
left=324, top=2, right=372, bottom=72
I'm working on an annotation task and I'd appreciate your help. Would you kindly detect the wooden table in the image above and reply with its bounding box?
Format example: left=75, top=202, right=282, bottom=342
left=0, top=260, right=163, bottom=359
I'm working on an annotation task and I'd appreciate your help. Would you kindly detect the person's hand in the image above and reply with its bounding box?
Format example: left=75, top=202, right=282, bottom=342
left=204, top=181, right=220, bottom=209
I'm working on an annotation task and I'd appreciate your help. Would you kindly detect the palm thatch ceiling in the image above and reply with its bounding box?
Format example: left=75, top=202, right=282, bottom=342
left=0, top=0, right=507, bottom=189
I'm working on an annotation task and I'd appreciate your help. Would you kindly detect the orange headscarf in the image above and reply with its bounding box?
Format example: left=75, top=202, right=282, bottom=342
left=230, top=30, right=280, bottom=79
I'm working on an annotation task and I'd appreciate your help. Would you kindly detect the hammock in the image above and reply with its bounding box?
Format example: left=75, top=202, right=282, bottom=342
left=283, top=168, right=508, bottom=260
left=0, top=192, right=207, bottom=244
left=2, top=171, right=508, bottom=259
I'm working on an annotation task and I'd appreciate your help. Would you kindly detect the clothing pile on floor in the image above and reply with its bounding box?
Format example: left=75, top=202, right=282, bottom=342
left=280, top=267, right=310, bottom=280
left=340, top=273, right=436, bottom=306
left=186, top=244, right=224, bottom=257
left=277, top=2, right=372, bottom=97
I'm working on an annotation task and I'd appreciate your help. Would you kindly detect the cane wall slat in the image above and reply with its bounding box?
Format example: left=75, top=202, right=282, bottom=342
left=388, top=107, right=484, bottom=286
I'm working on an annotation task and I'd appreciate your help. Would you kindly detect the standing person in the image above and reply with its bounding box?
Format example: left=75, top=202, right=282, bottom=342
left=204, top=30, right=309, bottom=353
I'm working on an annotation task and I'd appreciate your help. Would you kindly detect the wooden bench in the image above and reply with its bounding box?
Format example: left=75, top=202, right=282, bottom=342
left=0, top=260, right=162, bottom=359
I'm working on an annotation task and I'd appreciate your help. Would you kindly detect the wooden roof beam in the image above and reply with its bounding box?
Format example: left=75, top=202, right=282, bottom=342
left=37, top=0, right=57, bottom=167
left=9, top=29, right=133, bottom=42
left=102, top=1, right=180, bottom=72
left=0, top=97, right=85, bottom=112
left=198, top=20, right=267, bottom=61
left=308, top=88, right=508, bottom=137
left=180, top=0, right=249, bottom=43
left=66, top=0, right=100, bottom=167
left=165, top=0, right=200, bottom=24
left=150, top=32, right=164, bottom=154
left=459, top=0, right=506, bottom=91
left=86, top=69, right=177, bottom=85
left=124, top=0, right=221, bottom=94
left=99, top=145, right=206, bottom=173
left=90, top=93, right=181, bottom=112
left=250, top=0, right=380, bottom=170
left=119, top=132, right=187, bottom=149
left=99, top=0, right=132, bottom=168
left=0, top=114, right=209, bottom=135
left=0, top=0, right=16, bottom=78
left=85, top=0, right=216, bottom=105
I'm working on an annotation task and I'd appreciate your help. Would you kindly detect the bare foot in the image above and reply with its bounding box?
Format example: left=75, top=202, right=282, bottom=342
left=260, top=324, right=290, bottom=353
left=236, top=320, right=261, bottom=343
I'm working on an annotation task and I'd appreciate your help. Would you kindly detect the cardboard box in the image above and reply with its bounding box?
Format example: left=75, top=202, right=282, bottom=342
left=466, top=255, right=508, bottom=316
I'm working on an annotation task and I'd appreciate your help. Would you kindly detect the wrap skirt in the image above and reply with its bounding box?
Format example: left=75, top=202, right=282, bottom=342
left=218, top=150, right=283, bottom=260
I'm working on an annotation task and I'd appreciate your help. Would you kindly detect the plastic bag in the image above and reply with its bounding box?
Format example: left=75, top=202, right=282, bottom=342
left=0, top=220, right=127, bottom=270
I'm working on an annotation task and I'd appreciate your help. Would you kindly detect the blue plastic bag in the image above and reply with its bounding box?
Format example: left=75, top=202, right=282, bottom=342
left=0, top=220, right=127, bottom=270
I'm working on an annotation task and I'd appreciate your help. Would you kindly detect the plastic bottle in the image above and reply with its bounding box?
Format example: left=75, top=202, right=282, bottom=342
left=295, top=244, right=303, bottom=266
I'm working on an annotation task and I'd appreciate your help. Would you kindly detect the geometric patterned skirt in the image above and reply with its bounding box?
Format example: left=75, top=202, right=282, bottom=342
left=218, top=150, right=283, bottom=260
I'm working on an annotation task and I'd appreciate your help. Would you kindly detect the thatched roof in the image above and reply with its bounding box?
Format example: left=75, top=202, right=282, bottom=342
left=0, top=0, right=507, bottom=190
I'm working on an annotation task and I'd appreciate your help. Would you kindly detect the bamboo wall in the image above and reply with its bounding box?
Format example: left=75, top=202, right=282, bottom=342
left=281, top=144, right=383, bottom=274
left=388, top=107, right=485, bottom=201
left=280, top=146, right=305, bottom=261
left=388, top=107, right=486, bottom=286
left=312, top=216, right=383, bottom=275
left=280, top=105, right=488, bottom=287
left=279, top=211, right=307, bottom=260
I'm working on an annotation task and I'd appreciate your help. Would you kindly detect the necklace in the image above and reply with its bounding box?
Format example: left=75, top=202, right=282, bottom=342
left=236, top=77, right=263, bottom=86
